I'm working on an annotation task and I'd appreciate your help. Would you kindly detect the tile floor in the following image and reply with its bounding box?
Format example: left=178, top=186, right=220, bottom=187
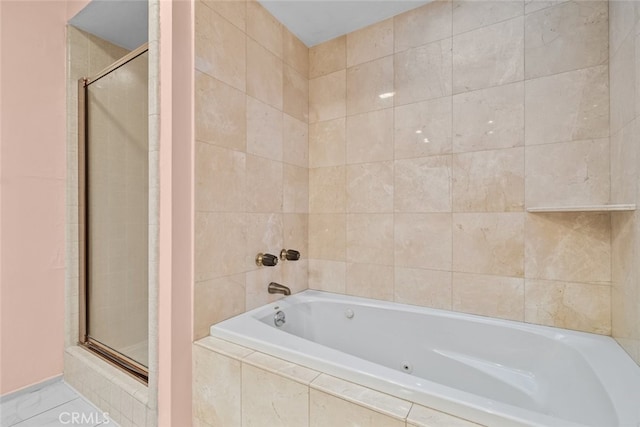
left=1, top=379, right=118, bottom=427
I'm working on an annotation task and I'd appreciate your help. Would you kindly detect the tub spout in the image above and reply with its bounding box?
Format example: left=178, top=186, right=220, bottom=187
left=268, top=282, right=291, bottom=296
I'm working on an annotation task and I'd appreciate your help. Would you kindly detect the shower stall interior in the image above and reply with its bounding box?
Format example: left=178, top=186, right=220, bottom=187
left=78, top=44, right=149, bottom=382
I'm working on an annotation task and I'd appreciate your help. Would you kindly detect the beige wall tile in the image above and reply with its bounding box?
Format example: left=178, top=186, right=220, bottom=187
left=525, top=279, right=611, bottom=334
left=346, top=18, right=393, bottom=67
left=394, top=1, right=453, bottom=52
left=193, top=346, right=241, bottom=427
left=309, top=214, right=346, bottom=261
left=609, top=0, right=635, bottom=56
left=283, top=28, right=309, bottom=77
left=610, top=33, right=635, bottom=134
left=283, top=213, right=309, bottom=256
left=247, top=39, right=283, bottom=109
left=407, top=404, right=482, bottom=427
left=195, top=212, right=246, bottom=281
left=245, top=155, right=283, bottom=212
left=524, top=0, right=608, bottom=79
left=283, top=164, right=309, bottom=213
left=347, top=214, right=394, bottom=264
left=195, top=2, right=246, bottom=91
left=395, top=213, right=452, bottom=270
left=346, top=57, right=394, bottom=115
left=453, top=147, right=524, bottom=212
left=394, top=267, right=452, bottom=310
left=242, top=365, right=309, bottom=427
left=453, top=1, right=523, bottom=35
left=283, top=65, right=309, bottom=123
left=282, top=258, right=309, bottom=295
left=346, top=162, right=394, bottom=213
left=246, top=96, right=283, bottom=161
left=346, top=109, right=393, bottom=164
left=309, top=118, right=346, bottom=168
left=310, top=390, right=404, bottom=427
left=203, top=0, right=246, bottom=31
left=283, top=114, right=308, bottom=168
left=246, top=0, right=283, bottom=58
left=453, top=272, right=525, bottom=321
left=245, top=212, right=283, bottom=270
left=309, top=166, right=346, bottom=213
left=346, top=263, right=394, bottom=301
left=523, top=0, right=567, bottom=15
left=245, top=267, right=283, bottom=310
left=525, top=139, right=609, bottom=207
left=524, top=66, right=609, bottom=145
left=309, top=70, right=346, bottom=123
left=394, top=39, right=453, bottom=106
left=525, top=212, right=611, bottom=283
left=395, top=155, right=452, bottom=213
left=243, top=352, right=320, bottom=385
left=310, top=36, right=346, bottom=79
left=452, top=82, right=524, bottom=153
left=394, top=97, right=452, bottom=159
left=194, top=274, right=245, bottom=339
left=453, top=213, right=524, bottom=277
left=453, top=17, right=524, bottom=93
left=308, top=259, right=347, bottom=293
left=195, top=142, right=246, bottom=212
left=195, top=71, right=246, bottom=151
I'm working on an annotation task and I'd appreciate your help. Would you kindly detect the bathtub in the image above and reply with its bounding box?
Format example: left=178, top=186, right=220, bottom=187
left=210, top=290, right=640, bottom=427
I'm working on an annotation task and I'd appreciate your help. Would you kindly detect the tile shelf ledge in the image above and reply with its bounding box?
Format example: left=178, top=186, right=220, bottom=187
left=526, top=204, right=637, bottom=213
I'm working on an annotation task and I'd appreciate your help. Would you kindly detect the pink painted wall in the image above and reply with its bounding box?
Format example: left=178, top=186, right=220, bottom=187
left=0, top=0, right=68, bottom=395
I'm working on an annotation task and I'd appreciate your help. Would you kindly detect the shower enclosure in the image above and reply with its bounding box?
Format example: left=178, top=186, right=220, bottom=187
left=78, top=44, right=149, bottom=382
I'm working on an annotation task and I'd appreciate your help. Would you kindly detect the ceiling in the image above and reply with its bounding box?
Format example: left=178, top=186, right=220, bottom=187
left=259, top=0, right=431, bottom=46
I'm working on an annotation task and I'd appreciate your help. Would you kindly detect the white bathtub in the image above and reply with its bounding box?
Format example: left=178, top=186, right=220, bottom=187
left=210, top=290, right=640, bottom=427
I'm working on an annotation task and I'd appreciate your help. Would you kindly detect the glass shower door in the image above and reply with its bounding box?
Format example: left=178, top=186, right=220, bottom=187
left=79, top=46, right=149, bottom=380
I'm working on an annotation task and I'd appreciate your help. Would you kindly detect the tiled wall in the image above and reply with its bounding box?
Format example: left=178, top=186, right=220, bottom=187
left=307, top=0, right=612, bottom=334
left=193, top=337, right=482, bottom=427
left=610, top=1, right=640, bottom=364
left=193, top=0, right=310, bottom=339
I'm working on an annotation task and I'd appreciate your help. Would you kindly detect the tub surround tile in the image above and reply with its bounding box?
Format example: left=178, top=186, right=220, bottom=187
left=310, top=389, right=405, bottom=427
left=453, top=273, right=525, bottom=321
left=246, top=39, right=283, bottom=110
left=283, top=164, right=309, bottom=213
left=394, top=267, right=453, bottom=310
left=346, top=162, right=394, bottom=213
left=193, top=346, right=242, bottom=427
left=452, top=147, right=524, bottom=212
left=245, top=267, right=284, bottom=310
left=309, top=70, right=346, bottom=123
left=283, top=28, right=309, bottom=77
left=610, top=33, right=635, bottom=134
left=395, top=155, right=452, bottom=213
left=245, top=155, right=283, bottom=212
left=525, top=212, right=611, bottom=283
left=525, top=279, right=611, bottom=334
left=243, top=352, right=320, bottom=385
left=407, top=404, right=484, bottom=427
left=283, top=213, right=309, bottom=254
left=195, top=142, right=246, bottom=212
left=246, top=96, right=283, bottom=161
left=195, top=2, right=246, bottom=91
left=609, top=0, right=635, bottom=57
left=195, top=71, right=246, bottom=152
left=283, top=114, right=308, bottom=168
left=308, top=259, right=347, bottom=293
left=452, top=17, right=524, bottom=94
left=394, top=1, right=452, bottom=53
left=196, top=337, right=255, bottom=361
left=524, top=0, right=608, bottom=80
left=282, top=259, right=309, bottom=296
left=347, top=18, right=394, bottom=68
left=452, top=82, right=524, bottom=153
left=283, top=65, right=309, bottom=123
left=525, top=139, right=610, bottom=207
left=524, top=0, right=567, bottom=15
left=394, top=39, right=453, bottom=106
left=453, top=213, right=524, bottom=277
left=246, top=0, right=283, bottom=58
left=245, top=212, right=283, bottom=269
left=310, top=375, right=412, bottom=421
left=195, top=212, right=246, bottom=281
left=452, top=1, right=523, bottom=36
left=194, top=274, right=245, bottom=339
left=308, top=214, right=347, bottom=261
left=394, top=97, right=452, bottom=159
left=309, top=118, right=346, bottom=168
left=346, top=263, right=394, bottom=301
left=202, top=0, right=246, bottom=31
left=309, top=166, right=346, bottom=213
left=310, top=35, right=346, bottom=79
left=242, top=364, right=309, bottom=427
left=395, top=213, right=452, bottom=271
left=347, top=214, right=394, bottom=264
left=346, top=109, right=394, bottom=164
left=524, top=66, right=609, bottom=146
left=346, top=57, right=394, bottom=116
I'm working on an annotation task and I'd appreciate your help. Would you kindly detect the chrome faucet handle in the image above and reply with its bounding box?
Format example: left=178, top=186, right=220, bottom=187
left=256, top=253, right=278, bottom=267
left=280, top=249, right=300, bottom=261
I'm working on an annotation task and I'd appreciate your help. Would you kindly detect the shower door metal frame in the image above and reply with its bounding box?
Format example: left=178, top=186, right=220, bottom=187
left=78, top=43, right=149, bottom=384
